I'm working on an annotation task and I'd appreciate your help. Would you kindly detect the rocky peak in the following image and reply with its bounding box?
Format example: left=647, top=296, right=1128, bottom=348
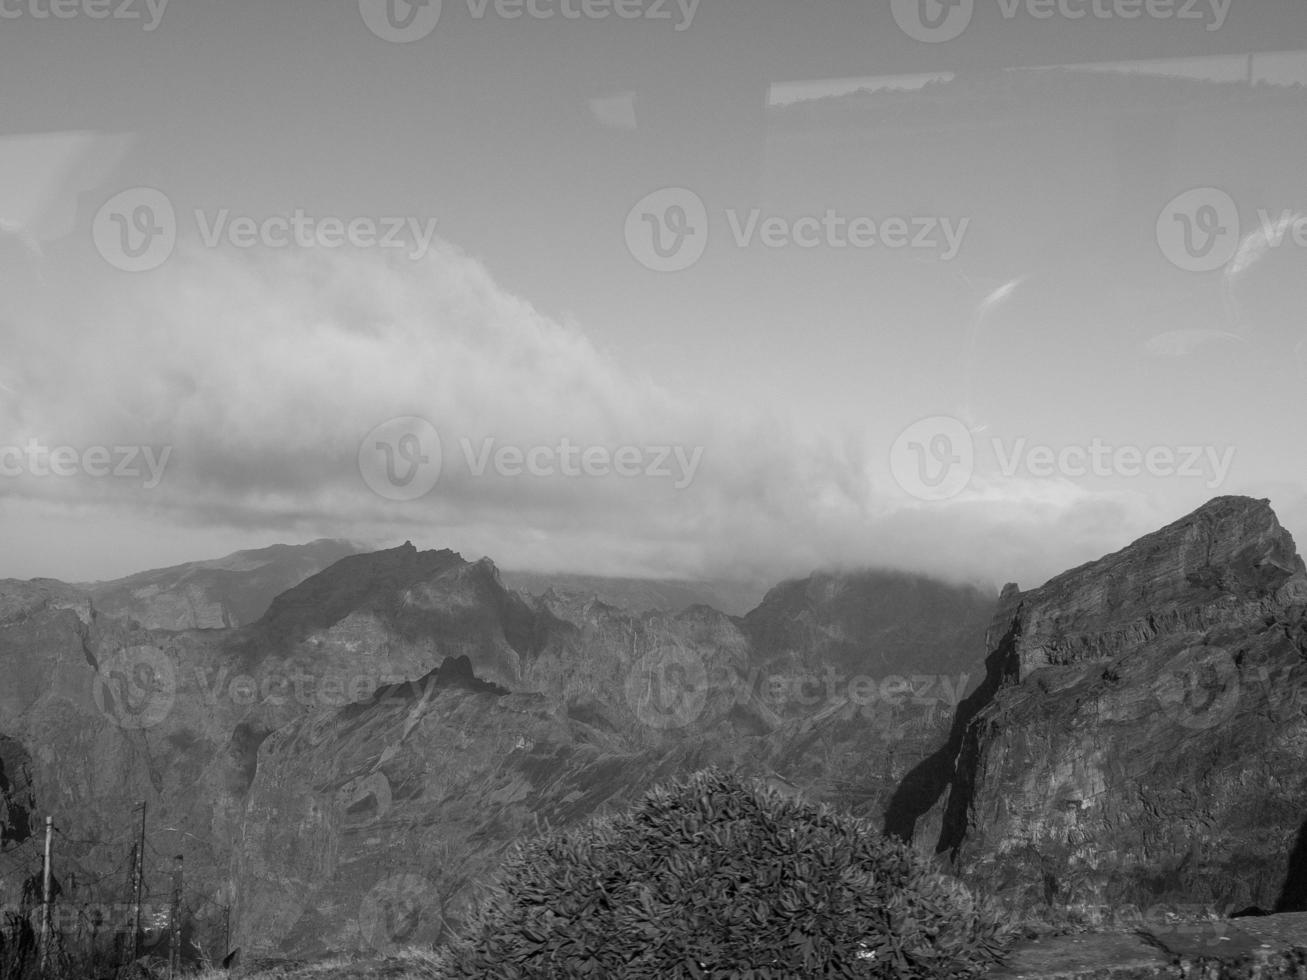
left=250, top=545, right=466, bottom=643
left=1006, top=496, right=1307, bottom=677
left=923, top=495, right=1307, bottom=922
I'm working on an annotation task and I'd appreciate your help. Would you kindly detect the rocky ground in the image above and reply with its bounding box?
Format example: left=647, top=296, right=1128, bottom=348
left=161, top=912, right=1307, bottom=979
left=991, top=911, right=1307, bottom=979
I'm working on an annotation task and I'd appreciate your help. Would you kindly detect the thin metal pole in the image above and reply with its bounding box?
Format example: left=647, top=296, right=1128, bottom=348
left=39, top=816, right=53, bottom=974
left=169, top=854, right=183, bottom=979
left=132, top=801, right=146, bottom=963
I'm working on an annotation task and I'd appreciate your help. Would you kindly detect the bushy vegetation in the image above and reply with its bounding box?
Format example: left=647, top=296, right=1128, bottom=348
left=432, top=768, right=1015, bottom=978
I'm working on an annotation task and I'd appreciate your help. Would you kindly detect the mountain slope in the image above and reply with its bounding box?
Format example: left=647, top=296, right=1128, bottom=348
left=917, top=496, right=1307, bottom=923
left=226, top=557, right=995, bottom=956
left=743, top=569, right=995, bottom=707
left=499, top=570, right=763, bottom=616
left=85, top=539, right=362, bottom=630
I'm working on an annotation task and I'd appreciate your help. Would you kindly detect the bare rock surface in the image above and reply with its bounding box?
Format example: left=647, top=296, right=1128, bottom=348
left=988, top=911, right=1307, bottom=979
left=988, top=931, right=1174, bottom=979
left=920, top=496, right=1307, bottom=923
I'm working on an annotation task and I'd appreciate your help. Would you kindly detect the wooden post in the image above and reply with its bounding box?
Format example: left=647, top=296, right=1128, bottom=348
left=169, top=854, right=183, bottom=979
left=39, top=815, right=52, bottom=974
left=131, top=802, right=146, bottom=963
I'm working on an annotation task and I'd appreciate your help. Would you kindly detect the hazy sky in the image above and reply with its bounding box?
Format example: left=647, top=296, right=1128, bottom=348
left=3, top=0, right=1307, bottom=589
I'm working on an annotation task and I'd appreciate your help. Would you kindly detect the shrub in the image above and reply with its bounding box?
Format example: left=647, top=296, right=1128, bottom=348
left=435, top=768, right=1015, bottom=978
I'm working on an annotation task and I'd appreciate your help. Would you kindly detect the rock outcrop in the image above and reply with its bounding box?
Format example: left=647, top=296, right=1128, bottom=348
left=920, top=496, right=1307, bottom=923
left=0, top=734, right=36, bottom=849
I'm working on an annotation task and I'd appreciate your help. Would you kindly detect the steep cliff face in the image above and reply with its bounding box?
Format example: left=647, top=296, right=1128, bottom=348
left=0, top=579, right=257, bottom=947
left=933, top=496, right=1307, bottom=922
left=0, top=735, right=36, bottom=849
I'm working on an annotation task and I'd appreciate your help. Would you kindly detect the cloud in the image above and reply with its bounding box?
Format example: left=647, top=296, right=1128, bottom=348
left=0, top=240, right=1269, bottom=589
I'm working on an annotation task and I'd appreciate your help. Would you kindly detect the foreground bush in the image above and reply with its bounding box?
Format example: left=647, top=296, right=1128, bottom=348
left=435, top=768, right=1014, bottom=978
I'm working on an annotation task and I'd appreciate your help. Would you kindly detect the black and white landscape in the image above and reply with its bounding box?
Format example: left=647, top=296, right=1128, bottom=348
left=3, top=2, right=1307, bottom=977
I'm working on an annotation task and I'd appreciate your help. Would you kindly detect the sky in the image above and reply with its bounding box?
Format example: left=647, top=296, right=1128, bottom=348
left=2, top=0, right=1307, bottom=591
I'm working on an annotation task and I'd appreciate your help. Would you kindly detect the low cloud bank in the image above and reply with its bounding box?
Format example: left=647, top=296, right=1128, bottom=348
left=0, top=238, right=1279, bottom=588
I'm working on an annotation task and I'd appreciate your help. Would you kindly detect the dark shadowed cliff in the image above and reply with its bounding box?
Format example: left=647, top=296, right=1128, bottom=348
left=906, top=496, right=1307, bottom=924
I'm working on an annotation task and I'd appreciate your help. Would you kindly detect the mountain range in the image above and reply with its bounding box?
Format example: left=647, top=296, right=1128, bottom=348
left=0, top=495, right=1303, bottom=965
left=79, top=540, right=766, bottom=629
